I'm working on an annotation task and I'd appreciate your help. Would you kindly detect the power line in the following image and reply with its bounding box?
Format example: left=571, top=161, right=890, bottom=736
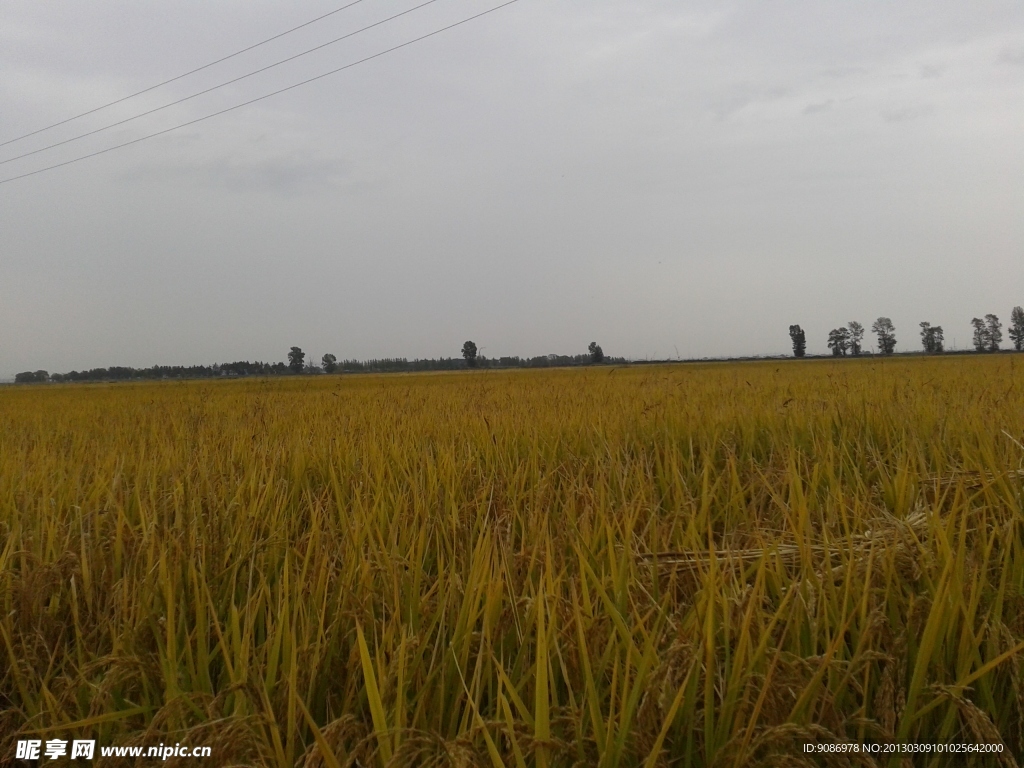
left=0, top=0, right=441, bottom=168
left=0, top=0, right=371, bottom=149
left=0, top=0, right=520, bottom=187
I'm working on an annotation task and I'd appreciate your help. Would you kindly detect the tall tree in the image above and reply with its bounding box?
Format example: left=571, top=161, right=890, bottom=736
left=288, top=346, right=305, bottom=373
left=971, top=318, right=987, bottom=351
left=1010, top=306, right=1024, bottom=351
left=587, top=342, right=604, bottom=364
left=919, top=322, right=943, bottom=353
left=985, top=314, right=1002, bottom=351
left=788, top=325, right=806, bottom=358
left=847, top=321, right=864, bottom=356
left=461, top=340, right=478, bottom=368
left=827, top=327, right=850, bottom=356
left=321, top=353, right=337, bottom=373
left=871, top=317, right=896, bottom=354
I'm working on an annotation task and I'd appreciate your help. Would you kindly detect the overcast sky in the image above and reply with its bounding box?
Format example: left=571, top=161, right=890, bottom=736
left=2, top=0, right=1023, bottom=375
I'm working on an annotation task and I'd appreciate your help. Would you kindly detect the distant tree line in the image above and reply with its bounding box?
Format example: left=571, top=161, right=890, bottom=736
left=335, top=353, right=618, bottom=374
left=14, top=370, right=52, bottom=383
left=789, top=307, right=1024, bottom=357
left=36, top=361, right=290, bottom=383
left=20, top=306, right=1022, bottom=384
left=15, top=342, right=624, bottom=384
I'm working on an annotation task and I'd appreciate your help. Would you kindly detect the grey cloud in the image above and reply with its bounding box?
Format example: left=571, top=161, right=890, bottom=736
left=997, top=46, right=1024, bottom=65
left=194, top=155, right=352, bottom=195
left=802, top=99, right=833, bottom=115
left=1, top=0, right=1023, bottom=374
left=709, top=84, right=791, bottom=120
left=820, top=66, right=870, bottom=79
left=880, top=103, right=935, bottom=122
left=121, top=152, right=354, bottom=196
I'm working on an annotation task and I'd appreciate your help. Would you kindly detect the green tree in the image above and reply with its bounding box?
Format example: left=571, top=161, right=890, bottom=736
left=321, top=353, right=337, bottom=373
left=985, top=314, right=1002, bottom=351
left=588, top=342, right=604, bottom=364
left=827, top=327, right=850, bottom=356
left=847, top=321, right=864, bottom=355
left=1010, top=306, right=1024, bottom=351
left=461, top=341, right=478, bottom=368
left=288, top=346, right=305, bottom=373
left=788, top=325, right=806, bottom=358
left=971, top=318, right=987, bottom=351
left=919, top=322, right=944, bottom=353
left=871, top=317, right=896, bottom=354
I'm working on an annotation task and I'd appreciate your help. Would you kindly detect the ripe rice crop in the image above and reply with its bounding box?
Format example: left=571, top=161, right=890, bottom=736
left=2, top=356, right=1024, bottom=766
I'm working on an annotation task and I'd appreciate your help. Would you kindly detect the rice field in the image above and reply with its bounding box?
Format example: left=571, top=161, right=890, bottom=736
left=2, top=355, right=1024, bottom=767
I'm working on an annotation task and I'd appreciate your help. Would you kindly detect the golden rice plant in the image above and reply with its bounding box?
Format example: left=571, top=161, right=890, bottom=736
left=2, top=354, right=1024, bottom=766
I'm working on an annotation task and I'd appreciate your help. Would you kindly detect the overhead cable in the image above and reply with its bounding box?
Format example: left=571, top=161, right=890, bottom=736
left=0, top=0, right=372, bottom=148
left=0, top=0, right=442, bottom=168
left=0, top=0, right=520, bottom=186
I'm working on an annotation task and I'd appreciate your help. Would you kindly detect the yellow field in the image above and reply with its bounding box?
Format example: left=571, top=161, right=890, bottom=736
left=3, top=356, right=1024, bottom=766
